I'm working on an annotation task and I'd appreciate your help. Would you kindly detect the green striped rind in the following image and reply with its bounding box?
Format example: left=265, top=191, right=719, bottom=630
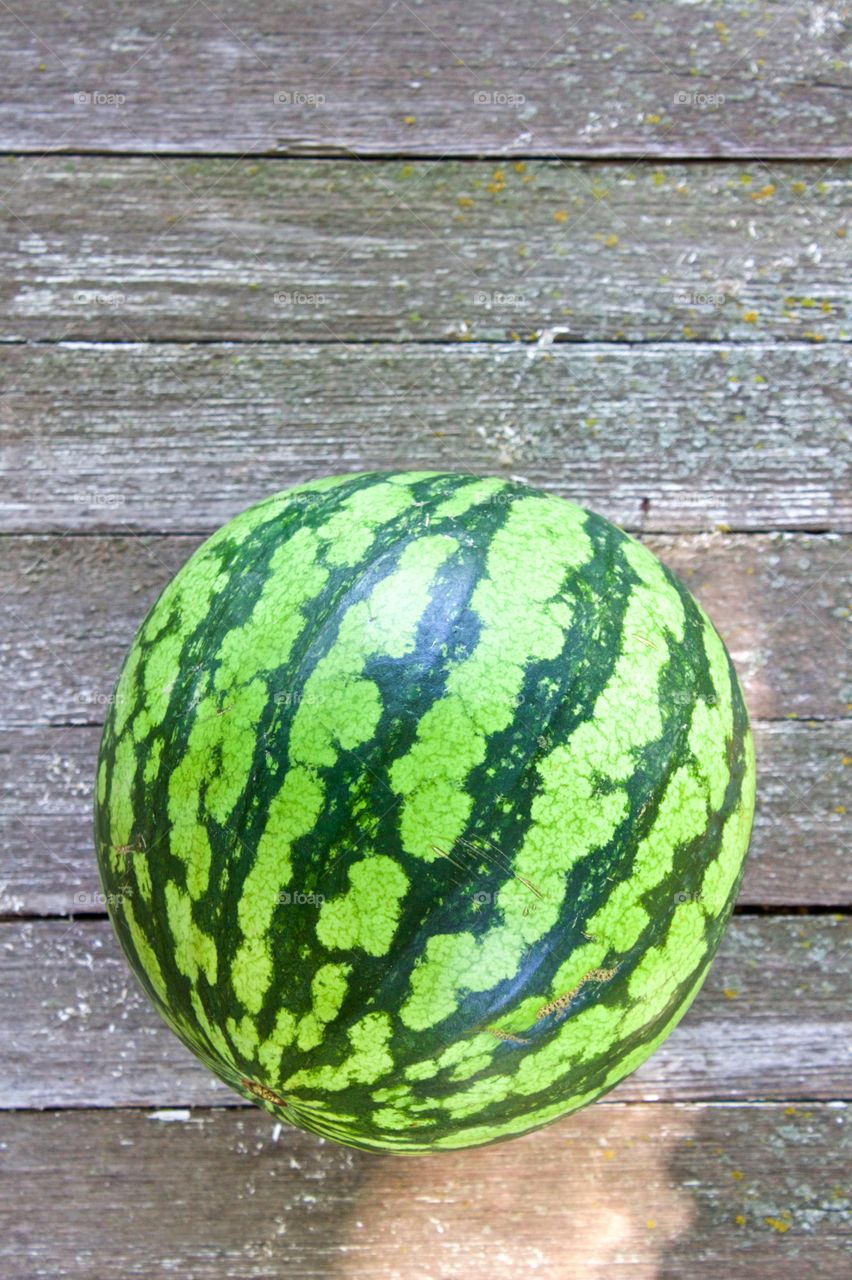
left=94, top=472, right=755, bottom=1154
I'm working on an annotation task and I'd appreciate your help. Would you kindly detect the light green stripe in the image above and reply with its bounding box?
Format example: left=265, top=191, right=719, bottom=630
left=229, top=766, right=326, bottom=1011
left=284, top=1013, right=394, bottom=1091
left=106, top=734, right=138, bottom=858
left=296, top=962, right=352, bottom=1051
left=431, top=475, right=510, bottom=520
left=701, top=727, right=756, bottom=914
left=313, top=480, right=415, bottom=568
left=391, top=495, right=593, bottom=868
left=316, top=856, right=409, bottom=956
left=399, top=734, right=752, bottom=1134
left=426, top=954, right=713, bottom=1152
left=164, top=879, right=217, bottom=986
left=161, top=525, right=330, bottom=904
left=405, top=897, right=709, bottom=1124
left=257, top=1009, right=298, bottom=1077
left=231, top=533, right=457, bottom=1011
left=399, top=534, right=686, bottom=1032
left=121, top=897, right=169, bottom=1004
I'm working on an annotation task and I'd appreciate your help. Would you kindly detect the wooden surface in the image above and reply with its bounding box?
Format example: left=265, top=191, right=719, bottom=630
left=1, top=1, right=849, bottom=157
left=1, top=1104, right=849, bottom=1280
left=1, top=1, right=849, bottom=1276
left=1, top=158, right=849, bottom=345
left=2, top=341, right=850, bottom=533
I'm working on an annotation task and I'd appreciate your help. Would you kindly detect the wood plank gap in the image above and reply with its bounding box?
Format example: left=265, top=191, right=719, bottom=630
left=3, top=335, right=849, bottom=349
left=2, top=150, right=850, bottom=163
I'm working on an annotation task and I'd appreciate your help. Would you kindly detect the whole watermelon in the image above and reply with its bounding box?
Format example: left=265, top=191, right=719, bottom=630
left=94, top=472, right=755, bottom=1153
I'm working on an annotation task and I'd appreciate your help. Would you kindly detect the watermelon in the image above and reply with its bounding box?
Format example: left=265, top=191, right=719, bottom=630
left=94, top=471, right=755, bottom=1153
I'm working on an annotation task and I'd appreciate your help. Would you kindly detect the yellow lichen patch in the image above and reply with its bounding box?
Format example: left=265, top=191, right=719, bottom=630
left=165, top=880, right=217, bottom=986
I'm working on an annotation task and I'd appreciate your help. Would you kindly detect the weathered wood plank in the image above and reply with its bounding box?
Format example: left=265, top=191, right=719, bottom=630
left=2, top=916, right=848, bottom=1109
left=2, top=341, right=849, bottom=534
left=1, top=721, right=847, bottom=915
left=1, top=532, right=847, bottom=726
left=1, top=158, right=848, bottom=342
left=0, top=1103, right=848, bottom=1280
left=0, top=1, right=849, bottom=157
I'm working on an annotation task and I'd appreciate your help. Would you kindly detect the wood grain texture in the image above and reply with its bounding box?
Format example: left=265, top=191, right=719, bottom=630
left=1, top=157, right=848, bottom=343
left=0, top=1103, right=848, bottom=1279
left=3, top=341, right=849, bottom=535
left=2, top=720, right=848, bottom=915
left=1, top=1, right=849, bottom=157
left=2, top=915, right=849, bottom=1109
left=2, top=532, right=848, bottom=726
